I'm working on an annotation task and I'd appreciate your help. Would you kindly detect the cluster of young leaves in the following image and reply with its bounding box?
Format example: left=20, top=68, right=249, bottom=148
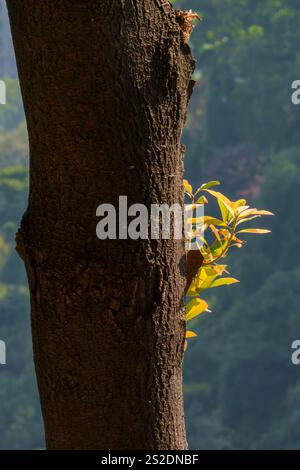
left=183, top=180, right=274, bottom=349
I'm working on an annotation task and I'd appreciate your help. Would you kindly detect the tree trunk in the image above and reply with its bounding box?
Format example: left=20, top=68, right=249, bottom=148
left=7, top=0, right=195, bottom=450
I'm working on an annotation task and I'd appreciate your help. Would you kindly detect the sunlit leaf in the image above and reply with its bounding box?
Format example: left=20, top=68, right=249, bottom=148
left=188, top=264, right=228, bottom=294
left=252, top=210, right=274, bottom=216
left=237, top=208, right=258, bottom=218
left=187, top=216, right=226, bottom=227
left=235, top=199, right=247, bottom=208
left=208, top=237, right=229, bottom=260
left=195, top=195, right=208, bottom=204
left=208, top=277, right=240, bottom=288
left=204, top=189, right=232, bottom=206
left=238, top=209, right=274, bottom=219
left=185, top=298, right=209, bottom=321
left=186, top=330, right=198, bottom=338
left=205, top=189, right=235, bottom=217
left=200, top=244, right=214, bottom=262
left=204, top=216, right=227, bottom=226
left=195, top=181, right=221, bottom=196
left=210, top=224, right=221, bottom=242
left=236, top=215, right=262, bottom=226
left=237, top=205, right=250, bottom=214
left=212, top=264, right=228, bottom=275
left=219, top=228, right=230, bottom=237
left=237, top=228, right=271, bottom=234
left=183, top=178, right=273, bottom=348
left=218, top=199, right=231, bottom=223
left=183, top=179, right=193, bottom=196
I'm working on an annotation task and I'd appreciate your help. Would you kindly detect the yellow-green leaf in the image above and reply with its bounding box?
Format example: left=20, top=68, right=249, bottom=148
left=184, top=179, right=193, bottom=196
left=187, top=216, right=226, bottom=227
left=205, top=189, right=235, bottom=217
left=235, top=199, right=247, bottom=208
left=205, top=216, right=227, bottom=226
left=196, top=181, right=221, bottom=194
left=185, top=298, right=209, bottom=321
left=204, top=189, right=232, bottom=205
left=195, top=195, right=208, bottom=204
left=208, top=277, right=240, bottom=288
left=188, top=264, right=228, bottom=294
left=218, top=199, right=231, bottom=223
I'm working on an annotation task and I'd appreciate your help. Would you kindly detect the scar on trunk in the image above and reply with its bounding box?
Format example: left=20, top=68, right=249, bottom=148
left=175, top=9, right=202, bottom=43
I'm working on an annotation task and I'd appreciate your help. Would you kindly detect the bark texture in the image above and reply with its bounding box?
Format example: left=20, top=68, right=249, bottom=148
left=7, top=0, right=195, bottom=450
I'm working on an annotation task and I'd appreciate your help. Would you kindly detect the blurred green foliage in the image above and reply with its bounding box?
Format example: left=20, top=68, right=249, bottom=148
left=173, top=0, right=300, bottom=181
left=0, top=78, right=24, bottom=131
left=0, top=163, right=43, bottom=449
left=174, top=0, right=300, bottom=449
left=185, top=149, right=300, bottom=449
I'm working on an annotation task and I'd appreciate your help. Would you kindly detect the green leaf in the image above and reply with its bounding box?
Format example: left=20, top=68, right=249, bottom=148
left=185, top=298, right=209, bottom=321
left=218, top=199, right=230, bottom=223
left=195, top=181, right=221, bottom=196
left=209, top=237, right=229, bottom=259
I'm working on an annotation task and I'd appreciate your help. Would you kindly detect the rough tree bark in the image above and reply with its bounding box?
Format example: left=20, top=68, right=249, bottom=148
left=7, top=0, right=195, bottom=449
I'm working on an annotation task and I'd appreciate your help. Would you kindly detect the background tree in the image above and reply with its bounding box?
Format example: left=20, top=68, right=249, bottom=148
left=6, top=0, right=195, bottom=450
